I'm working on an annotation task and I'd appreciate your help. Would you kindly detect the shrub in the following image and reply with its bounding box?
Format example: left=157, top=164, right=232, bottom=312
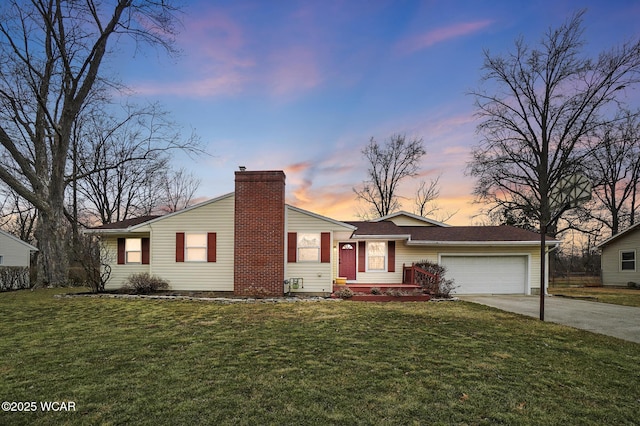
left=0, top=267, right=30, bottom=291
left=628, top=282, right=639, bottom=289
left=243, top=285, right=274, bottom=298
left=69, top=235, right=112, bottom=293
left=123, top=273, right=169, bottom=294
left=334, top=287, right=354, bottom=299
left=370, top=287, right=382, bottom=295
left=412, top=260, right=457, bottom=298
left=384, top=288, right=406, bottom=297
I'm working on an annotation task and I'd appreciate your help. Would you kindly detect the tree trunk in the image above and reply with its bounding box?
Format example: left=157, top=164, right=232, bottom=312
left=35, top=207, right=69, bottom=286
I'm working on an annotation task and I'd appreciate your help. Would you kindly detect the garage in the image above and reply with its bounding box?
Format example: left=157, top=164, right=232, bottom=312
left=440, top=255, right=528, bottom=295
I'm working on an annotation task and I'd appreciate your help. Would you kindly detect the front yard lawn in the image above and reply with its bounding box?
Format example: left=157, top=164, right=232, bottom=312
left=1, top=288, right=638, bottom=425
left=549, top=286, right=640, bottom=307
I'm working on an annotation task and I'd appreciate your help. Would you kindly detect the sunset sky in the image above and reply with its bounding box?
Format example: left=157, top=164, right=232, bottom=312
left=115, top=0, right=639, bottom=225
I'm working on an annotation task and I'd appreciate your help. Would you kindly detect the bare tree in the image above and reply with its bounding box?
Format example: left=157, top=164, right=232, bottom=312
left=413, top=175, right=458, bottom=222
left=414, top=177, right=441, bottom=217
left=581, top=111, right=640, bottom=236
left=0, top=185, right=37, bottom=243
left=71, top=102, right=202, bottom=225
left=160, top=167, right=201, bottom=213
left=354, top=134, right=426, bottom=218
left=468, top=10, right=640, bottom=237
left=0, top=0, right=181, bottom=284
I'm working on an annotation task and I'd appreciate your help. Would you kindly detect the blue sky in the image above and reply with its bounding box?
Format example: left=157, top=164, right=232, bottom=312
left=114, top=0, right=640, bottom=224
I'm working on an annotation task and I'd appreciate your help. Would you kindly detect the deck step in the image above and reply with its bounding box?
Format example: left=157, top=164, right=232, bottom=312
left=332, top=283, right=423, bottom=296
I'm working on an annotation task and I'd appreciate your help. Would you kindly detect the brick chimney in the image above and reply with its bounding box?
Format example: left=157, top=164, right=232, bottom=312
left=234, top=170, right=286, bottom=296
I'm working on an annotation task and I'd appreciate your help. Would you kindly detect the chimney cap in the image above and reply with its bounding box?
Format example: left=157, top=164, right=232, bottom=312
left=239, top=166, right=246, bottom=171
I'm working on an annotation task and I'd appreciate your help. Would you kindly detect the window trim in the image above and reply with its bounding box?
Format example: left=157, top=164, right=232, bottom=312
left=620, top=249, right=636, bottom=272
left=366, top=241, right=387, bottom=272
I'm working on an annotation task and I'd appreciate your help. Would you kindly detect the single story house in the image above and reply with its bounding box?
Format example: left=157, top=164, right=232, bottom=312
left=0, top=229, right=38, bottom=267
left=86, top=169, right=559, bottom=296
left=597, top=222, right=640, bottom=287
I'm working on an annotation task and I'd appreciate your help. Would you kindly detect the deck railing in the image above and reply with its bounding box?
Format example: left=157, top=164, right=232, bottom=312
left=402, top=263, right=439, bottom=290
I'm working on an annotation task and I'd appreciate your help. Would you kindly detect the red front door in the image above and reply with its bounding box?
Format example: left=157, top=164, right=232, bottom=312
left=339, top=242, right=356, bottom=280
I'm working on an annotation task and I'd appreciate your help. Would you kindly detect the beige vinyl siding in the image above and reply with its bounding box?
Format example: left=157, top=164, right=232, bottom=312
left=103, top=235, right=150, bottom=290
left=148, top=195, right=235, bottom=291
left=0, top=233, right=34, bottom=267
left=387, top=216, right=437, bottom=226
left=353, top=240, right=417, bottom=284
left=601, top=230, right=640, bottom=287
left=349, top=242, right=543, bottom=293
left=286, top=207, right=352, bottom=294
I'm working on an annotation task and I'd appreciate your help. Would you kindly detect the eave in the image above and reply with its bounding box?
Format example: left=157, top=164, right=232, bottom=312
left=350, top=234, right=412, bottom=240
left=405, top=239, right=561, bottom=246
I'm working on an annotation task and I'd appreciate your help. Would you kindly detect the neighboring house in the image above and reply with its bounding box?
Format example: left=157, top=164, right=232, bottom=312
left=0, top=229, right=38, bottom=267
left=86, top=170, right=560, bottom=296
left=597, top=223, right=640, bottom=287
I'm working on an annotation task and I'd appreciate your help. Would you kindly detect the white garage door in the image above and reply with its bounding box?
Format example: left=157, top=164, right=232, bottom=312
left=440, top=256, right=527, bottom=295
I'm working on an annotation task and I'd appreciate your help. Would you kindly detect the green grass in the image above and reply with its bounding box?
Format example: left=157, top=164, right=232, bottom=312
left=1, top=289, right=639, bottom=425
left=549, top=286, right=640, bottom=307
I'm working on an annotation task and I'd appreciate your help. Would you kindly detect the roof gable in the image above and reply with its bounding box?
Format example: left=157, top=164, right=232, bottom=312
left=0, top=229, right=38, bottom=251
left=86, top=192, right=234, bottom=233
left=374, top=211, right=450, bottom=227
left=286, top=205, right=356, bottom=230
left=597, top=222, right=640, bottom=248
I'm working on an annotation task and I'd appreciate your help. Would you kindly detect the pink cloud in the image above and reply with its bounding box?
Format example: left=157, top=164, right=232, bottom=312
left=132, top=73, right=245, bottom=97
left=397, top=20, right=494, bottom=54
left=286, top=161, right=314, bottom=174
left=266, top=45, right=324, bottom=97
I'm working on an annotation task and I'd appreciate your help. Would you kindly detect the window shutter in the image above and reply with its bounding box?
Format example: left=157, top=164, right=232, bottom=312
left=358, top=241, right=366, bottom=272
left=387, top=241, right=395, bottom=272
left=142, top=238, right=150, bottom=265
left=117, top=238, right=125, bottom=265
left=176, top=232, right=185, bottom=262
left=207, top=233, right=217, bottom=262
left=287, top=232, right=297, bottom=263
left=320, top=232, right=331, bottom=263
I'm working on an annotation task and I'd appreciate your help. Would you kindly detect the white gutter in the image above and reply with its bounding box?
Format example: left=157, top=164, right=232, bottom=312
left=405, top=240, right=561, bottom=246
left=352, top=234, right=412, bottom=240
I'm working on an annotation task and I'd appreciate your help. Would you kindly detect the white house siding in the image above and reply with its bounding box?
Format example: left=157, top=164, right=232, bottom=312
left=103, top=235, right=150, bottom=290
left=286, top=207, right=352, bottom=294
left=146, top=195, right=236, bottom=291
left=0, top=232, right=34, bottom=267
left=601, top=230, right=640, bottom=287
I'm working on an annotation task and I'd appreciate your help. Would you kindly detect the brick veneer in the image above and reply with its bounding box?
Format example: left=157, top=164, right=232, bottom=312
left=234, top=170, right=286, bottom=296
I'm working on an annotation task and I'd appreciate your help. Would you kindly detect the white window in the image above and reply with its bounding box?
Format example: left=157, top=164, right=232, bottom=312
left=125, top=238, right=142, bottom=264
left=298, top=233, right=320, bottom=262
left=621, top=250, right=636, bottom=271
left=186, top=233, right=207, bottom=262
left=367, top=241, right=386, bottom=271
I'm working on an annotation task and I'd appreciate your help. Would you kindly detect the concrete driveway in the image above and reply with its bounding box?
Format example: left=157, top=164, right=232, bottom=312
left=459, top=295, right=640, bottom=344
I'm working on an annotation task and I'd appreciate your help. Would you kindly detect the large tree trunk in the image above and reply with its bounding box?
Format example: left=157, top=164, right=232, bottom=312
left=35, top=206, right=69, bottom=286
